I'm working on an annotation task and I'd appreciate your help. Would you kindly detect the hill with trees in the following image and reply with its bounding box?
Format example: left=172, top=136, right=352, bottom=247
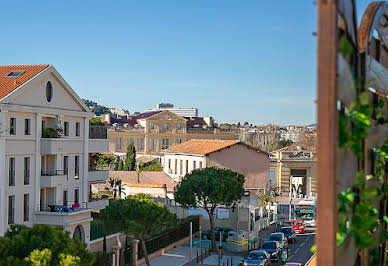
left=82, top=99, right=111, bottom=115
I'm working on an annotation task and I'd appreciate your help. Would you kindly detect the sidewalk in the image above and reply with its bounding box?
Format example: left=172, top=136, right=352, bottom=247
left=141, top=245, right=203, bottom=266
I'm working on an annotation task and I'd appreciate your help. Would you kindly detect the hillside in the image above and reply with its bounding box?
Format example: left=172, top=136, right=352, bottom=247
left=82, top=99, right=111, bottom=115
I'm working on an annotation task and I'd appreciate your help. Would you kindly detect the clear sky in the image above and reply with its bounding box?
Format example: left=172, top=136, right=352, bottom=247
left=0, top=1, right=317, bottom=126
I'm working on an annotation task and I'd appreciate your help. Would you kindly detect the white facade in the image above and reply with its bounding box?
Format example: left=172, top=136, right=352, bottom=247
left=0, top=65, right=109, bottom=246
left=161, top=154, right=206, bottom=182
left=145, top=103, right=198, bottom=117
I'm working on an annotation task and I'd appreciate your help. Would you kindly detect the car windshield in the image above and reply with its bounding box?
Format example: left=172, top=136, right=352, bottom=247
left=247, top=253, right=265, bottom=260
left=292, top=221, right=303, bottom=226
left=262, top=242, right=276, bottom=249
left=269, top=234, right=282, bottom=241
left=281, top=228, right=293, bottom=234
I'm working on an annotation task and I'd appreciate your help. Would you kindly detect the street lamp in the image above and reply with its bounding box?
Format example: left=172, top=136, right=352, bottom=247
left=289, top=175, right=293, bottom=222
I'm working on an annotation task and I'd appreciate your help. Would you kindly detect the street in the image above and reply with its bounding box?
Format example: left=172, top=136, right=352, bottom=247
left=271, top=230, right=315, bottom=266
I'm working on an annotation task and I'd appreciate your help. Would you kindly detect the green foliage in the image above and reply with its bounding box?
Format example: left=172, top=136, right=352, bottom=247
left=82, top=99, right=111, bottom=116
left=92, top=252, right=112, bottom=266
left=174, top=167, right=244, bottom=251
left=115, top=156, right=124, bottom=171
left=141, top=162, right=163, bottom=171
left=337, top=72, right=387, bottom=259
left=123, top=142, right=136, bottom=171
left=25, top=249, right=52, bottom=266
left=108, top=178, right=125, bottom=199
left=42, top=127, right=62, bottom=138
left=89, top=117, right=104, bottom=126
left=258, top=193, right=274, bottom=207
left=339, top=35, right=353, bottom=57
left=58, top=254, right=80, bottom=266
left=100, top=194, right=178, bottom=266
left=0, top=224, right=94, bottom=266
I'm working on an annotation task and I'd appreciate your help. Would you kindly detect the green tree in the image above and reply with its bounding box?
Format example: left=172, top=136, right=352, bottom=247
left=114, top=156, right=123, bottom=171
left=108, top=177, right=126, bottom=199
left=123, top=142, right=136, bottom=171
left=89, top=117, right=104, bottom=126
left=174, top=167, right=244, bottom=251
left=0, top=224, right=94, bottom=266
left=100, top=194, right=178, bottom=266
left=141, top=162, right=163, bottom=171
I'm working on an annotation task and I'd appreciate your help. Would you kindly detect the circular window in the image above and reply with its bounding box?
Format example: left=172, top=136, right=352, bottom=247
left=46, top=81, right=53, bottom=102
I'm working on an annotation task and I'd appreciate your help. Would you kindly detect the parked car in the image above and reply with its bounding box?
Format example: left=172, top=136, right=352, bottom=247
left=280, top=227, right=297, bottom=243
left=239, top=250, right=271, bottom=266
left=290, top=219, right=305, bottom=234
left=268, top=232, right=288, bottom=249
left=304, top=219, right=316, bottom=227
left=260, top=240, right=282, bottom=261
left=202, top=227, right=233, bottom=240
left=284, top=263, right=302, bottom=266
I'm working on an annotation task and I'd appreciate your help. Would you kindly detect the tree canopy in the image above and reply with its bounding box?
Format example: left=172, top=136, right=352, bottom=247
left=89, top=117, right=104, bottom=126
left=0, top=224, right=94, bottom=266
left=100, top=194, right=178, bottom=266
left=174, top=167, right=245, bottom=250
left=123, top=142, right=136, bottom=171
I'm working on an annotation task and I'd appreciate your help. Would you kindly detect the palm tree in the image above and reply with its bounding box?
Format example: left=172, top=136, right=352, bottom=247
left=108, top=177, right=126, bottom=199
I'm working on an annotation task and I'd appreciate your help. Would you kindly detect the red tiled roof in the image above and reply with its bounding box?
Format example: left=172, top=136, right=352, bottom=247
left=185, top=117, right=207, bottom=127
left=109, top=171, right=176, bottom=192
left=0, top=65, right=49, bottom=100
left=162, top=139, right=240, bottom=155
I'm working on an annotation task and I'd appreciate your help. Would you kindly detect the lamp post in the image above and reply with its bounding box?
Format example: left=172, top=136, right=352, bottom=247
left=289, top=175, right=293, bottom=222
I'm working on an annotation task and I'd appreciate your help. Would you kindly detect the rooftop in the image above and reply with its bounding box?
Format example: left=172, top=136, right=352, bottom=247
left=0, top=64, right=49, bottom=100
left=162, top=139, right=240, bottom=155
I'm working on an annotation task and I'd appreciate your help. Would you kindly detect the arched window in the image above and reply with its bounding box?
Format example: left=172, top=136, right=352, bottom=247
left=73, top=225, right=85, bottom=242
left=46, top=81, right=53, bottom=102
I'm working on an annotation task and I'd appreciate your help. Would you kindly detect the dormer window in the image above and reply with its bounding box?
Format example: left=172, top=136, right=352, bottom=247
left=46, top=81, right=53, bottom=102
left=6, top=70, right=25, bottom=77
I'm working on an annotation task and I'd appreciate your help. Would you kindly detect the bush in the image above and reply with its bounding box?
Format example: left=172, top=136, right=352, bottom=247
left=141, top=162, right=163, bottom=171
left=42, top=127, right=62, bottom=138
left=92, top=252, right=112, bottom=266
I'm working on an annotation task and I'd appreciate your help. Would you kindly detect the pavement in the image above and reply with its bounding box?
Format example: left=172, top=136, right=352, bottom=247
left=142, top=227, right=315, bottom=266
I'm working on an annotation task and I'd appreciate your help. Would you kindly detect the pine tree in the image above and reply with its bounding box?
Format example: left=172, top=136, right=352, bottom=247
left=123, top=141, right=136, bottom=171
left=115, top=156, right=123, bottom=171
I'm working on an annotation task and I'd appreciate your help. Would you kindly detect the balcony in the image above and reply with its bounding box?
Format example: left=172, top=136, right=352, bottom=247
left=89, top=126, right=109, bottom=153
left=35, top=203, right=92, bottom=227
left=88, top=166, right=109, bottom=184
left=41, top=170, right=67, bottom=187
left=41, top=138, right=83, bottom=154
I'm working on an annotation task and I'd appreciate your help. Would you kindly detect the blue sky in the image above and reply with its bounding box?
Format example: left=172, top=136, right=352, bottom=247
left=1, top=1, right=318, bottom=125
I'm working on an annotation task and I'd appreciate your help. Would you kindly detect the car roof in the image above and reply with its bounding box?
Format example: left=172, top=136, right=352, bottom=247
left=292, top=219, right=304, bottom=222
left=249, top=250, right=267, bottom=254
left=281, top=227, right=293, bottom=229
left=270, top=232, right=284, bottom=236
left=263, top=240, right=277, bottom=244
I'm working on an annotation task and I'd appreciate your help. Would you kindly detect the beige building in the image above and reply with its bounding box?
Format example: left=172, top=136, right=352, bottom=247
left=0, top=65, right=109, bottom=246
left=161, top=139, right=270, bottom=193
left=108, top=110, right=238, bottom=157
left=269, top=145, right=317, bottom=198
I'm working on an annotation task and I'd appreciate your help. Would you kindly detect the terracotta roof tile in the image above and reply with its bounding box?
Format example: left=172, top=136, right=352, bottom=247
left=0, top=65, right=49, bottom=100
left=162, top=139, right=240, bottom=155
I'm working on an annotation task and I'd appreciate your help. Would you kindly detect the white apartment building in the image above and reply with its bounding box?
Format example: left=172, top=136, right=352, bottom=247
left=144, top=103, right=198, bottom=117
left=0, top=65, right=109, bottom=246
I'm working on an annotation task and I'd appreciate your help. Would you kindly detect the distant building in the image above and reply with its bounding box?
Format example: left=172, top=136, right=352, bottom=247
left=108, top=107, right=130, bottom=117
left=269, top=145, right=317, bottom=198
left=161, top=139, right=270, bottom=193
left=108, top=110, right=238, bottom=157
left=144, top=103, right=198, bottom=117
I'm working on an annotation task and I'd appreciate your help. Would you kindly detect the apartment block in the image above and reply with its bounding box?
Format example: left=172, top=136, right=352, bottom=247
left=0, top=65, right=109, bottom=246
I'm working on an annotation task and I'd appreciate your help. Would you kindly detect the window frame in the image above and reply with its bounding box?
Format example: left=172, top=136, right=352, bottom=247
left=9, top=158, right=15, bottom=186
left=10, top=118, right=16, bottom=135
left=75, top=122, right=80, bottom=137
left=24, top=194, right=29, bottom=221
left=74, top=156, right=80, bottom=179
left=64, top=121, right=69, bottom=136
left=8, top=195, right=15, bottom=224
left=24, top=157, right=30, bottom=185
left=24, top=118, right=31, bottom=135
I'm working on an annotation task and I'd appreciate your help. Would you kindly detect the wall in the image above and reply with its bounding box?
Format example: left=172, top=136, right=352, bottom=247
left=206, top=144, right=270, bottom=191
left=162, top=154, right=206, bottom=181
left=89, top=232, right=127, bottom=253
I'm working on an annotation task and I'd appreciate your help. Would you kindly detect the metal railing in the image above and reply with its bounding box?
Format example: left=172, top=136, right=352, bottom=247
left=88, top=165, right=111, bottom=171
left=89, top=125, right=108, bottom=139
left=37, top=201, right=88, bottom=213
left=41, top=170, right=67, bottom=176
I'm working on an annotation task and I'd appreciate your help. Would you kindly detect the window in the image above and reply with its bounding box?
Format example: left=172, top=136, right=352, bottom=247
left=186, top=160, right=189, bottom=174
left=193, top=161, right=196, bottom=170
left=24, top=157, right=30, bottom=185
left=63, top=190, right=68, bottom=207
left=177, top=124, right=182, bottom=130
left=6, top=70, right=24, bottom=77
left=127, top=138, right=133, bottom=147
left=74, top=189, right=79, bottom=204
left=10, top=118, right=16, bottom=135
left=24, top=194, right=29, bottom=221
left=137, top=138, right=144, bottom=150
left=176, top=139, right=182, bottom=144
left=9, top=158, right=15, bottom=186
left=64, top=122, right=69, bottom=136
left=8, top=195, right=15, bottom=224
left=75, top=156, right=79, bottom=179
left=116, top=138, right=122, bottom=150
left=199, top=161, right=203, bottom=169
left=46, top=81, right=53, bottom=102
left=174, top=159, right=177, bottom=174
left=180, top=160, right=183, bottom=175
left=24, top=119, right=30, bottom=135
left=64, top=156, right=69, bottom=175
left=150, top=122, right=155, bottom=129
left=163, top=123, right=169, bottom=130
left=168, top=159, right=171, bottom=170
left=75, top=122, right=80, bottom=136
left=162, top=139, right=169, bottom=149
left=269, top=168, right=275, bottom=188
left=149, top=138, right=156, bottom=150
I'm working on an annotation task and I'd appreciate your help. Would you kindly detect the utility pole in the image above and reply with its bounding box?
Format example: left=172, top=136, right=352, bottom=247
left=189, top=222, right=192, bottom=266
left=289, top=175, right=292, bottom=221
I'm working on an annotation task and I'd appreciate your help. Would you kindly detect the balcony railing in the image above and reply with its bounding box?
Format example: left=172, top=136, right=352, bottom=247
left=41, top=170, right=67, bottom=176
left=89, top=125, right=107, bottom=139
left=37, top=202, right=88, bottom=213
left=88, top=165, right=111, bottom=171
